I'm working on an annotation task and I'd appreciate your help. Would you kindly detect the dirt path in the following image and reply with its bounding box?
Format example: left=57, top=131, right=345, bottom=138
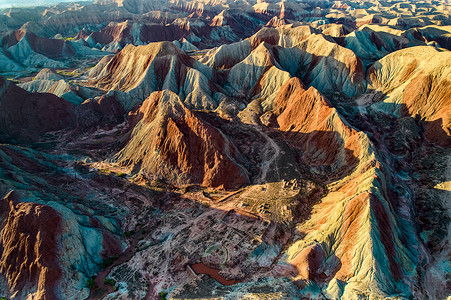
left=254, top=127, right=281, bottom=184
left=87, top=230, right=141, bottom=299
left=216, top=189, right=245, bottom=203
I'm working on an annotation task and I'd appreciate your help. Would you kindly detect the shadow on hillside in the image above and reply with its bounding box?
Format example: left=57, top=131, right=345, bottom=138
left=348, top=94, right=451, bottom=150
left=0, top=149, right=309, bottom=299
left=1, top=73, right=450, bottom=298
left=340, top=95, right=451, bottom=248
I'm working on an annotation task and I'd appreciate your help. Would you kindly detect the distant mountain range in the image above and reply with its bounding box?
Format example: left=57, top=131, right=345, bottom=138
left=0, top=0, right=90, bottom=9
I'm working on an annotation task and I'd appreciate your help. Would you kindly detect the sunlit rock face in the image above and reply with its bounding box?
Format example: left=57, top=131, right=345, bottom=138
left=0, top=0, right=450, bottom=298
left=0, top=191, right=62, bottom=300
left=89, top=41, right=218, bottom=110
left=367, top=46, right=451, bottom=147
left=0, top=149, right=126, bottom=300
left=272, top=77, right=363, bottom=171
left=115, top=89, right=249, bottom=189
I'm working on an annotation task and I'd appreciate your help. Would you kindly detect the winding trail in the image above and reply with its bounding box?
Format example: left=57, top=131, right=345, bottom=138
left=254, top=126, right=281, bottom=184
left=87, top=229, right=141, bottom=299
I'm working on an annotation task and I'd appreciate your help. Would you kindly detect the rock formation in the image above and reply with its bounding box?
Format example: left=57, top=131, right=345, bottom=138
left=367, top=46, right=451, bottom=147
left=90, top=41, right=217, bottom=110
left=115, top=90, right=249, bottom=188
left=0, top=76, right=76, bottom=142
left=0, top=191, right=62, bottom=300
left=0, top=0, right=450, bottom=298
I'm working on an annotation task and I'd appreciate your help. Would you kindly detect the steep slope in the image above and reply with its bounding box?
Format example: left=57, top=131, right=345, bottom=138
left=200, top=40, right=252, bottom=69
left=0, top=191, right=62, bottom=300
left=210, top=9, right=266, bottom=37
left=77, top=16, right=243, bottom=52
left=274, top=41, right=450, bottom=300
left=19, top=69, right=103, bottom=105
left=251, top=28, right=366, bottom=98
left=204, top=26, right=366, bottom=98
left=89, top=41, right=217, bottom=110
left=33, top=68, right=64, bottom=81
left=292, top=33, right=365, bottom=97
left=224, top=42, right=291, bottom=106
left=0, top=48, right=23, bottom=72
left=284, top=145, right=419, bottom=299
left=249, top=25, right=319, bottom=48
left=0, top=76, right=124, bottom=142
left=367, top=46, right=451, bottom=147
left=115, top=90, right=249, bottom=189
left=412, top=25, right=451, bottom=50
left=344, top=25, right=418, bottom=65
left=0, top=76, right=76, bottom=142
left=19, top=79, right=85, bottom=105
left=83, top=21, right=188, bottom=52
left=35, top=4, right=135, bottom=37
left=0, top=0, right=450, bottom=299
left=272, top=77, right=362, bottom=172
left=320, top=23, right=353, bottom=38
left=0, top=29, right=104, bottom=70
left=0, top=145, right=127, bottom=300
left=271, top=78, right=420, bottom=299
left=265, top=16, right=292, bottom=27
left=173, top=38, right=199, bottom=51
left=252, top=0, right=307, bottom=20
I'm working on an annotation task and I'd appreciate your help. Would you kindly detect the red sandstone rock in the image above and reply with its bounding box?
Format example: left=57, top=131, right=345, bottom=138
left=273, top=77, right=361, bottom=169
left=0, top=191, right=62, bottom=300
left=115, top=90, right=249, bottom=189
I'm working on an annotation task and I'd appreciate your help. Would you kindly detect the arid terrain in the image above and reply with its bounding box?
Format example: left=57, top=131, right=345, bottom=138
left=0, top=0, right=450, bottom=299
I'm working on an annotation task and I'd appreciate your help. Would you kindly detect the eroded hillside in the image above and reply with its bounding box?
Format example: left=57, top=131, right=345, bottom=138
left=0, top=0, right=450, bottom=299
